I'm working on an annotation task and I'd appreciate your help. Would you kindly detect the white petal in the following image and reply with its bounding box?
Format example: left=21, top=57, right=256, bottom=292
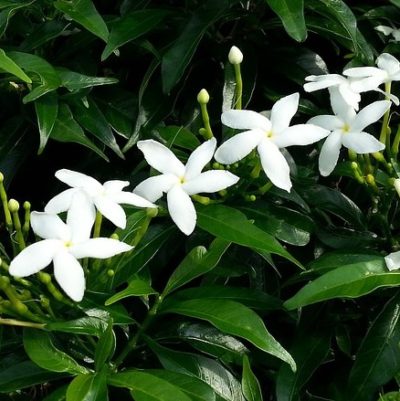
left=55, top=169, right=102, bottom=196
left=385, top=251, right=400, bottom=271
left=45, top=188, right=78, bottom=214
left=182, top=171, right=239, bottom=195
left=303, top=74, right=345, bottom=92
left=108, top=191, right=156, bottom=208
left=167, top=185, right=196, bottom=235
left=374, top=87, right=400, bottom=105
left=184, top=137, right=216, bottom=181
left=375, top=25, right=394, bottom=36
left=133, top=174, right=178, bottom=202
left=94, top=196, right=126, bottom=229
left=69, top=238, right=133, bottom=259
left=31, top=212, right=70, bottom=241
left=308, top=115, right=343, bottom=131
left=338, top=83, right=361, bottom=109
left=349, top=76, right=385, bottom=93
left=137, top=140, right=185, bottom=176
left=329, top=87, right=357, bottom=123
left=214, top=130, right=263, bottom=165
left=53, top=250, right=85, bottom=302
left=377, top=53, right=400, bottom=76
left=352, top=100, right=391, bottom=132
left=318, top=131, right=343, bottom=176
left=343, top=66, right=383, bottom=78
left=273, top=124, right=329, bottom=148
left=342, top=132, right=385, bottom=154
left=257, top=139, right=292, bottom=192
left=221, top=110, right=271, bottom=131
left=67, top=191, right=96, bottom=244
left=103, top=180, right=129, bottom=194
left=9, top=240, right=62, bottom=277
left=270, top=93, right=299, bottom=134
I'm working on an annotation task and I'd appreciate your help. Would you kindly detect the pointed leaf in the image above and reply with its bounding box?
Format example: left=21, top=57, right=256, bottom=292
left=161, top=298, right=296, bottom=371
left=0, top=48, right=31, bottom=83
left=35, top=92, right=58, bottom=154
left=105, top=277, right=157, bottom=305
left=242, top=355, right=263, bottom=401
left=46, top=316, right=107, bottom=337
left=56, top=68, right=118, bottom=91
left=94, top=319, right=116, bottom=371
left=66, top=370, right=108, bottom=401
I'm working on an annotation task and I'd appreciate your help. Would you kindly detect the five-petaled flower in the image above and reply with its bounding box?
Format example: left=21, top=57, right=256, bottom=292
left=45, top=169, right=155, bottom=229
left=9, top=192, right=133, bottom=302
left=134, top=137, right=239, bottom=235
left=215, top=93, right=329, bottom=192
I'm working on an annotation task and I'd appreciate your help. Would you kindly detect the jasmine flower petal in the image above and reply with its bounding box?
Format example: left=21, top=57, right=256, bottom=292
left=221, top=110, right=271, bottom=131
left=270, top=93, right=299, bottom=133
left=94, top=196, right=127, bottom=229
left=69, top=238, right=133, bottom=259
left=31, top=212, right=70, bottom=241
left=183, top=170, right=239, bottom=195
left=385, top=251, right=400, bottom=271
left=134, top=174, right=178, bottom=202
left=342, top=133, right=385, bottom=153
left=307, top=115, right=343, bottom=131
left=318, top=131, right=343, bottom=176
left=167, top=185, right=196, bottom=235
left=185, top=137, right=216, bottom=181
left=352, top=100, right=391, bottom=132
left=108, top=191, right=156, bottom=208
left=45, top=188, right=78, bottom=214
left=274, top=124, right=329, bottom=148
left=55, top=169, right=102, bottom=195
left=103, top=180, right=130, bottom=193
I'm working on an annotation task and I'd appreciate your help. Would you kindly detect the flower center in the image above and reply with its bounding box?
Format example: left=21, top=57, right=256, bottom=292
left=341, top=123, right=350, bottom=133
left=265, top=130, right=273, bottom=138
left=179, top=176, right=186, bottom=184
left=64, top=240, right=73, bottom=248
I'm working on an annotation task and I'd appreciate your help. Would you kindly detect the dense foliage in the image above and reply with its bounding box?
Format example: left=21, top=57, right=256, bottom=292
left=1, top=1, right=400, bottom=400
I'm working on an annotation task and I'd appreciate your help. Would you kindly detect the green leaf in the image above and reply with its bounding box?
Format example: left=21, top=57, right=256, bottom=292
left=161, top=298, right=296, bottom=371
left=8, top=51, right=61, bottom=103
left=0, top=360, right=64, bottom=393
left=94, top=319, right=116, bottom=371
left=161, top=0, right=232, bottom=93
left=346, top=294, right=400, bottom=401
left=108, top=370, right=193, bottom=401
left=66, top=370, right=108, bottom=401
left=102, top=9, right=169, bottom=60
left=56, top=68, right=118, bottom=92
left=196, top=204, right=302, bottom=268
left=20, top=20, right=67, bottom=51
left=50, top=102, right=109, bottom=161
left=46, top=316, right=107, bottom=337
left=283, top=257, right=399, bottom=310
left=23, top=329, right=89, bottom=374
left=105, top=277, right=157, bottom=305
left=242, top=355, right=263, bottom=401
left=0, top=0, right=34, bottom=37
left=148, top=341, right=245, bottom=401
left=157, top=125, right=201, bottom=151
left=35, top=92, right=58, bottom=154
left=42, top=385, right=68, bottom=401
left=265, top=0, right=307, bottom=42
left=70, top=97, right=124, bottom=159
left=163, top=237, right=231, bottom=296
left=54, top=0, right=109, bottom=42
left=0, top=48, right=31, bottom=83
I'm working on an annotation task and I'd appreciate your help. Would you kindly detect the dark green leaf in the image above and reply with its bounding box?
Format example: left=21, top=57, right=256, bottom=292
left=0, top=48, right=31, bottom=83
left=42, top=385, right=68, bottom=401
left=196, top=204, right=302, bottom=268
left=50, top=103, right=109, bottom=161
left=0, top=360, right=64, bottom=393
left=46, top=316, right=107, bottom=337
left=102, top=9, right=169, bottom=60
left=54, top=0, right=109, bottom=42
left=0, top=0, right=33, bottom=37
left=105, top=277, right=157, bottom=305
left=242, top=355, right=263, bottom=401
left=163, top=238, right=231, bottom=296
left=66, top=370, right=108, bottom=401
left=35, top=92, right=58, bottom=154
left=23, top=329, right=89, bottom=374
left=283, top=257, right=398, bottom=310
left=265, top=0, right=307, bottom=42
left=94, top=319, right=116, bottom=371
left=347, top=294, right=400, bottom=401
left=161, top=298, right=296, bottom=371
left=157, top=125, right=201, bottom=151
left=20, top=20, right=67, bottom=51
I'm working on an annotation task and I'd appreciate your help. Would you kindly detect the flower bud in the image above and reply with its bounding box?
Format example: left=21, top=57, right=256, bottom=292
left=228, top=46, right=243, bottom=65
left=394, top=178, right=400, bottom=198
left=197, top=88, right=210, bottom=104
left=8, top=199, right=19, bottom=212
left=0, top=172, right=4, bottom=183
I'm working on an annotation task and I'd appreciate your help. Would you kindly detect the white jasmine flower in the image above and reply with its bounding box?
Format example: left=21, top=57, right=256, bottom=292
left=308, top=90, right=390, bottom=176
left=134, top=137, right=239, bottom=235
left=45, top=169, right=155, bottom=229
left=215, top=93, right=329, bottom=192
left=384, top=251, right=400, bottom=271
left=375, top=25, right=400, bottom=42
left=228, top=46, right=243, bottom=64
left=9, top=192, right=133, bottom=302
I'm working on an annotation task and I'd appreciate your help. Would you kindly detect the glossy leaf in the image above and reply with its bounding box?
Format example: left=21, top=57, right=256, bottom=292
left=23, top=329, right=89, bottom=374
left=50, top=103, right=108, bottom=161
left=46, top=316, right=107, bottom=337
left=0, top=0, right=33, bottom=37
left=163, top=237, right=231, bottom=296
left=148, top=341, right=245, bottom=401
left=0, top=48, right=31, bottom=83
left=161, top=298, right=296, bottom=371
left=346, top=294, right=400, bottom=401
left=42, top=385, right=68, bottom=401
left=242, top=355, right=263, bottom=401
left=105, top=277, right=157, bottom=305
left=94, top=319, right=116, bottom=371
left=196, top=204, right=302, bottom=268
left=54, top=0, right=109, bottom=42
left=102, top=9, right=169, bottom=60
left=157, top=125, right=201, bottom=151
left=284, top=257, right=397, bottom=310
left=265, top=0, right=307, bottom=42
left=35, top=92, right=58, bottom=154
left=66, top=370, right=108, bottom=401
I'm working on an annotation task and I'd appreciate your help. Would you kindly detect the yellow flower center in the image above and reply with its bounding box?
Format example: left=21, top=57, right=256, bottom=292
left=342, top=123, right=350, bottom=133
left=179, top=176, right=186, bottom=184
left=64, top=241, right=73, bottom=248
left=265, top=130, right=273, bottom=138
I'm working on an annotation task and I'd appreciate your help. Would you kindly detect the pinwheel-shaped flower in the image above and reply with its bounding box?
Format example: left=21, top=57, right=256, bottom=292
left=214, top=93, right=329, bottom=192
left=308, top=91, right=390, bottom=176
left=9, top=192, right=132, bottom=302
left=45, top=169, right=155, bottom=229
left=134, top=137, right=239, bottom=235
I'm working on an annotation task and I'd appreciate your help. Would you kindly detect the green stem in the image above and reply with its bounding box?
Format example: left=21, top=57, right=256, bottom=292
left=379, top=81, right=392, bottom=144
left=233, top=64, right=243, bottom=109
left=200, top=103, right=213, bottom=139
left=10, top=204, right=26, bottom=251
left=391, top=124, right=400, bottom=157
left=93, top=211, right=103, bottom=238
left=0, top=174, right=12, bottom=233
left=0, top=317, right=45, bottom=329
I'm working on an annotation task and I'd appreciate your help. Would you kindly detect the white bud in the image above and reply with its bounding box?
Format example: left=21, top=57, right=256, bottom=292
left=197, top=88, right=210, bottom=104
left=394, top=178, right=400, bottom=198
left=228, top=46, right=243, bottom=65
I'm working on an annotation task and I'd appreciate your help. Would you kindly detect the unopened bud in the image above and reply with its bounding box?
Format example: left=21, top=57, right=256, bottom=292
left=228, top=46, right=243, bottom=65
left=0, top=172, right=4, bottom=183
left=394, top=178, right=400, bottom=198
left=8, top=199, right=19, bottom=212
left=197, top=89, right=210, bottom=104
